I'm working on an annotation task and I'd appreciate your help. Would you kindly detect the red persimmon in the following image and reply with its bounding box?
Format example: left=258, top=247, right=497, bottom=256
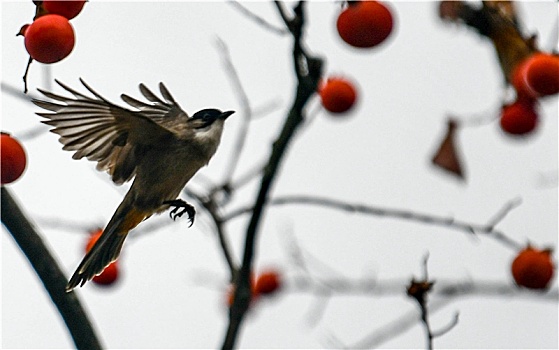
left=319, top=77, right=358, bottom=114
left=512, top=246, right=554, bottom=290
left=337, top=1, right=394, bottom=48
left=24, top=14, right=75, bottom=64
left=1, top=132, right=27, bottom=185
left=43, top=0, right=86, bottom=20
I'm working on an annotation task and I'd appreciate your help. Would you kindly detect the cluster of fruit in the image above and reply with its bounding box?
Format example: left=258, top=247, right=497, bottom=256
left=500, top=52, right=559, bottom=136
left=226, top=269, right=282, bottom=308
left=19, top=1, right=86, bottom=64
left=319, top=1, right=394, bottom=116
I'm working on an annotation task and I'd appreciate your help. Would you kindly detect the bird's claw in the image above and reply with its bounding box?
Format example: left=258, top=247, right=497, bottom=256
left=163, top=199, right=196, bottom=227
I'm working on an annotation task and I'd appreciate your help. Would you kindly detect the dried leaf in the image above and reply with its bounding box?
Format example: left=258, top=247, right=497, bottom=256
left=431, top=119, right=465, bottom=180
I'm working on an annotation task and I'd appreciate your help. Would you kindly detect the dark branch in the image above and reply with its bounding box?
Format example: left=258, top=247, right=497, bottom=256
left=183, top=188, right=237, bottom=281
left=1, top=187, right=102, bottom=350
left=221, top=1, right=323, bottom=348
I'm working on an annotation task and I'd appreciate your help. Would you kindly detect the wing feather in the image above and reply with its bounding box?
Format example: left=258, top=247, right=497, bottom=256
left=33, top=79, right=189, bottom=184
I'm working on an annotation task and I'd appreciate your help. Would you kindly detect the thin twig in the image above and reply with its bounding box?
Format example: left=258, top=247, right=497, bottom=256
left=431, top=312, right=460, bottom=338
left=227, top=160, right=266, bottom=192
left=215, top=37, right=253, bottom=187
left=485, top=197, right=522, bottom=230
left=228, top=1, right=288, bottom=35
left=223, top=195, right=524, bottom=250
left=1, top=81, right=40, bottom=102
left=183, top=188, right=237, bottom=280
left=22, top=56, right=33, bottom=94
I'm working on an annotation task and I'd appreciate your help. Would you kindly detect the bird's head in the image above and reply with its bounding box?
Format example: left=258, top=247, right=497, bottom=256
left=189, top=109, right=234, bottom=130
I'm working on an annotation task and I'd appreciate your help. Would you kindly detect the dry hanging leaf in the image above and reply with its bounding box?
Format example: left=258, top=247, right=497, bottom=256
left=431, top=119, right=464, bottom=180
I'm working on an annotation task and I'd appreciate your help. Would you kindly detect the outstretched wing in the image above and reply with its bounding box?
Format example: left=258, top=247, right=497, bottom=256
left=33, top=79, right=189, bottom=184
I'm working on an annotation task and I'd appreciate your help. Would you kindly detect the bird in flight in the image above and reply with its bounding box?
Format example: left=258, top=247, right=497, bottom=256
left=33, top=79, right=234, bottom=292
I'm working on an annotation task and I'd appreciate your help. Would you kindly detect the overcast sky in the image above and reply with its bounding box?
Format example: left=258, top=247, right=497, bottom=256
left=2, top=1, right=558, bottom=349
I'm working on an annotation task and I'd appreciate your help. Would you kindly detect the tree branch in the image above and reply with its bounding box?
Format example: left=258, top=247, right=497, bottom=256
left=228, top=1, right=288, bottom=35
left=224, top=195, right=525, bottom=250
left=221, top=2, right=323, bottom=348
left=1, top=187, right=102, bottom=350
left=214, top=37, right=253, bottom=189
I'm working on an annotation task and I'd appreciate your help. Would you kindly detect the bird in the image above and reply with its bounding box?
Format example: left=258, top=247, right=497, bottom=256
left=32, top=78, right=234, bottom=292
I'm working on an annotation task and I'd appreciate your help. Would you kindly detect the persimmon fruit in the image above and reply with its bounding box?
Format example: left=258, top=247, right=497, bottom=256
left=85, top=229, right=120, bottom=286
left=24, top=14, right=75, bottom=64
left=499, top=98, right=538, bottom=136
left=512, top=53, right=559, bottom=98
left=255, top=270, right=282, bottom=295
left=43, top=0, right=86, bottom=20
left=1, top=132, right=27, bottom=185
left=92, top=262, right=119, bottom=286
left=512, top=246, right=554, bottom=290
left=337, top=1, right=394, bottom=48
left=319, top=77, right=357, bottom=114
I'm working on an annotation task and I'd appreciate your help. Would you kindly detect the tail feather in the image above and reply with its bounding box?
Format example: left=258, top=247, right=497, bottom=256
left=66, top=206, right=148, bottom=292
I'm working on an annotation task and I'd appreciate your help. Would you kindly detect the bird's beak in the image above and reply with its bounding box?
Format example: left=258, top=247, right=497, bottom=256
left=219, top=111, right=235, bottom=120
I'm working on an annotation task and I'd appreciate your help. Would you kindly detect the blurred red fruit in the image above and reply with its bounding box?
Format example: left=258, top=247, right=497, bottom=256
left=24, top=14, right=75, bottom=64
left=512, top=58, right=536, bottom=98
left=337, top=1, right=394, bottom=48
left=499, top=98, right=538, bottom=136
left=526, top=53, right=559, bottom=97
left=85, top=229, right=120, bottom=286
left=85, top=229, right=103, bottom=253
left=255, top=270, right=282, bottom=296
left=43, top=0, right=86, bottom=20
left=226, top=274, right=258, bottom=307
left=512, top=246, right=554, bottom=290
left=319, top=77, right=357, bottom=114
left=512, top=53, right=559, bottom=98
left=1, top=132, right=27, bottom=185
left=92, top=261, right=119, bottom=286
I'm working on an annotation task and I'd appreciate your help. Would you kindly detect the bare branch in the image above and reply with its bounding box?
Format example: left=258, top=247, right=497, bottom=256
left=1, top=187, right=102, bottom=350
left=228, top=1, right=288, bottom=35
left=485, top=197, right=522, bottom=230
left=214, top=37, right=253, bottom=188
left=223, top=195, right=525, bottom=250
left=222, top=1, right=323, bottom=348
left=22, top=56, right=33, bottom=94
left=431, top=312, right=460, bottom=338
left=183, top=188, right=238, bottom=280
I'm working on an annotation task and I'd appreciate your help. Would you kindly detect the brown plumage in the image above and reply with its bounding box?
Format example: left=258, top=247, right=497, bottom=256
left=33, top=79, right=233, bottom=291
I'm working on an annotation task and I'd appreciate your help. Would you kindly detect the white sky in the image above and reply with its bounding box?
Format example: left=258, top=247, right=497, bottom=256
left=1, top=1, right=558, bottom=349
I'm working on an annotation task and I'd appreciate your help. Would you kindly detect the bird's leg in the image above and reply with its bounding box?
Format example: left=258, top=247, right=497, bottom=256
left=163, top=199, right=196, bottom=227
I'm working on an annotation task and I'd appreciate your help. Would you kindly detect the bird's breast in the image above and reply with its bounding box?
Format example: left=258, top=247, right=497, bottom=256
left=130, top=140, right=213, bottom=211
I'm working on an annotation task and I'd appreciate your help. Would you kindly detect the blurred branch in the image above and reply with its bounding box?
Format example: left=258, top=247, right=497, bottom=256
left=291, top=276, right=559, bottom=300
left=1, top=187, right=102, bottom=350
left=183, top=188, right=237, bottom=280
left=214, top=37, right=253, bottom=189
left=222, top=1, right=323, bottom=348
left=203, top=198, right=237, bottom=281
left=324, top=277, right=557, bottom=349
left=224, top=195, right=525, bottom=250
left=406, top=254, right=456, bottom=350
left=228, top=1, right=288, bottom=35
left=1, top=81, right=40, bottom=101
